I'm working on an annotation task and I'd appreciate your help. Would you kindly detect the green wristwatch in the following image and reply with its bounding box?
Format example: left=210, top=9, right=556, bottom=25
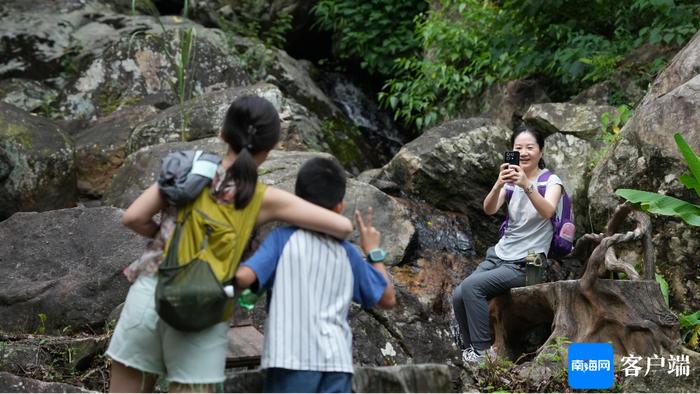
left=367, top=248, right=387, bottom=263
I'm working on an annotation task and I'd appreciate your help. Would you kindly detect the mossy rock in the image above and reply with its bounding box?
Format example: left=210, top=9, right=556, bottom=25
left=0, top=103, right=76, bottom=220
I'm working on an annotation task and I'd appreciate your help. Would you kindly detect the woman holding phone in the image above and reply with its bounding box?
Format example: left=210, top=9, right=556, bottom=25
left=452, top=124, right=563, bottom=364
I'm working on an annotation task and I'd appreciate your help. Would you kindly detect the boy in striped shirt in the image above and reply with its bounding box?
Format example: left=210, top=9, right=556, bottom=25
left=235, top=157, right=396, bottom=393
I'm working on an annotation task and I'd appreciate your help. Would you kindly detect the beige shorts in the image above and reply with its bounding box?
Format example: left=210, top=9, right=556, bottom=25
left=106, top=275, right=229, bottom=384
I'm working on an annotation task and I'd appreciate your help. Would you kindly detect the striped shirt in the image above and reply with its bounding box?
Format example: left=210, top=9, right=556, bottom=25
left=241, top=227, right=387, bottom=373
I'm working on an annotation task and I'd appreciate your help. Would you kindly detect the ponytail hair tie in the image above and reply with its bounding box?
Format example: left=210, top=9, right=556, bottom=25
left=246, top=144, right=253, bottom=151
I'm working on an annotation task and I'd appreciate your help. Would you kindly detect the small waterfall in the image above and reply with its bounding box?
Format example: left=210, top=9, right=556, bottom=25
left=317, top=72, right=406, bottom=164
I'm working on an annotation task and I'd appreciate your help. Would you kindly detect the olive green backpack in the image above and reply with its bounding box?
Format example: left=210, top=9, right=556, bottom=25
left=156, top=184, right=266, bottom=332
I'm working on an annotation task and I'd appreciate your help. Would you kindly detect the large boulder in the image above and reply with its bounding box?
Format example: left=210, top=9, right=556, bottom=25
left=0, top=79, right=57, bottom=113
left=477, top=79, right=550, bottom=128
left=352, top=364, right=453, bottom=393
left=0, top=103, right=76, bottom=220
left=125, top=84, right=295, bottom=153
left=349, top=202, right=477, bottom=367
left=0, top=1, right=113, bottom=79
left=60, top=19, right=250, bottom=121
left=231, top=39, right=379, bottom=170
left=230, top=36, right=342, bottom=121
left=588, top=31, right=700, bottom=311
left=75, top=105, right=158, bottom=197
left=523, top=103, right=616, bottom=140
left=642, top=30, right=700, bottom=107
left=541, top=132, right=604, bottom=235
left=125, top=83, right=373, bottom=172
left=373, top=118, right=512, bottom=249
left=0, top=372, right=90, bottom=393
left=222, top=364, right=454, bottom=393
left=0, top=207, right=148, bottom=333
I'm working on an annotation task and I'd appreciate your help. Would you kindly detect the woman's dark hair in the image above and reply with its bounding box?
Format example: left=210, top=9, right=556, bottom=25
left=221, top=95, right=281, bottom=209
left=511, top=124, right=546, bottom=169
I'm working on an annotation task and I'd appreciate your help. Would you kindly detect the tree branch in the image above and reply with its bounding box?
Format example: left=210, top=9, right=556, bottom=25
left=581, top=203, right=651, bottom=290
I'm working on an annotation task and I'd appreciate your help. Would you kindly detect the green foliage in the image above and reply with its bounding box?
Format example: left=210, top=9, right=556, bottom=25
left=60, top=42, right=82, bottom=81
left=35, top=313, right=47, bottom=335
left=474, top=352, right=516, bottom=392
left=600, top=104, right=634, bottom=143
left=616, top=133, right=700, bottom=226
left=471, top=337, right=578, bottom=392
left=97, top=81, right=139, bottom=116
left=264, top=11, right=293, bottom=48
left=678, top=311, right=700, bottom=350
left=216, top=1, right=293, bottom=49
left=35, top=93, right=60, bottom=119
left=655, top=273, right=670, bottom=306
left=312, top=0, right=428, bottom=76
left=378, top=0, right=700, bottom=129
left=131, top=0, right=196, bottom=141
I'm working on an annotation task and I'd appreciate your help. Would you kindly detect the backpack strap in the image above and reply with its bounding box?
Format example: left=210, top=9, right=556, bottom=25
left=191, top=150, right=220, bottom=178
left=536, top=169, right=551, bottom=197
left=504, top=183, right=514, bottom=203
left=499, top=184, right=515, bottom=237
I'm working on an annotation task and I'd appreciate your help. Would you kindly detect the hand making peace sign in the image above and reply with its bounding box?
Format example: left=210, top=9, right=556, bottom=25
left=354, top=207, right=381, bottom=255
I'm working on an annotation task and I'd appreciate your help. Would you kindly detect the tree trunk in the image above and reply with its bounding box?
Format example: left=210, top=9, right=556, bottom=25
left=489, top=279, right=679, bottom=361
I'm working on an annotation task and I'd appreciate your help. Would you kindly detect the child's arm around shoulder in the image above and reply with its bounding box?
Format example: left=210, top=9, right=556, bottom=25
left=352, top=208, right=396, bottom=309
left=257, top=186, right=353, bottom=240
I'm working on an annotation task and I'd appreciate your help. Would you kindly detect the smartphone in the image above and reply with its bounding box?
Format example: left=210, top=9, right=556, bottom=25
left=504, top=151, right=520, bottom=166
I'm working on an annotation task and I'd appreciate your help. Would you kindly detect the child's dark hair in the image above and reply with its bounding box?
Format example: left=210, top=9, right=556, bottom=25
left=295, top=157, right=347, bottom=210
left=221, top=95, right=281, bottom=209
left=511, top=124, right=546, bottom=169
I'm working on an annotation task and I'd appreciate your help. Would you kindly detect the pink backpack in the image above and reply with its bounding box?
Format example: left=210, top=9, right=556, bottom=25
left=498, top=170, right=575, bottom=259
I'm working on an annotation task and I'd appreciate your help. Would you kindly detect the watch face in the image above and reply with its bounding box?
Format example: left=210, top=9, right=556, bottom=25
left=369, top=249, right=386, bottom=262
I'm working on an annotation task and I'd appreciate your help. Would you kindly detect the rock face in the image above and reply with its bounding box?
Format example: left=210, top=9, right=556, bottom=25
left=126, top=80, right=374, bottom=173
left=353, top=364, right=453, bottom=393
left=0, top=79, right=57, bottom=112
left=126, top=84, right=292, bottom=154
left=0, top=372, right=90, bottom=393
left=588, top=31, right=700, bottom=311
left=60, top=20, right=250, bottom=121
left=374, top=118, right=512, bottom=248
left=478, top=79, right=550, bottom=128
left=642, top=30, right=700, bottom=107
left=228, top=36, right=381, bottom=171
left=0, top=103, right=76, bottom=220
left=523, top=103, right=616, bottom=140
left=223, top=364, right=454, bottom=393
left=0, top=207, right=148, bottom=333
left=0, top=1, right=112, bottom=79
left=75, top=105, right=158, bottom=197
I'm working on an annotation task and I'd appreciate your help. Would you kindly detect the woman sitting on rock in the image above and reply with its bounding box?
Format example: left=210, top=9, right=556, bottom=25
left=452, top=125, right=563, bottom=364
left=105, top=96, right=353, bottom=392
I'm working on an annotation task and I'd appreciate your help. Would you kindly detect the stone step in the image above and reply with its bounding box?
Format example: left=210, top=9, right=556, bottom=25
left=226, top=324, right=263, bottom=368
